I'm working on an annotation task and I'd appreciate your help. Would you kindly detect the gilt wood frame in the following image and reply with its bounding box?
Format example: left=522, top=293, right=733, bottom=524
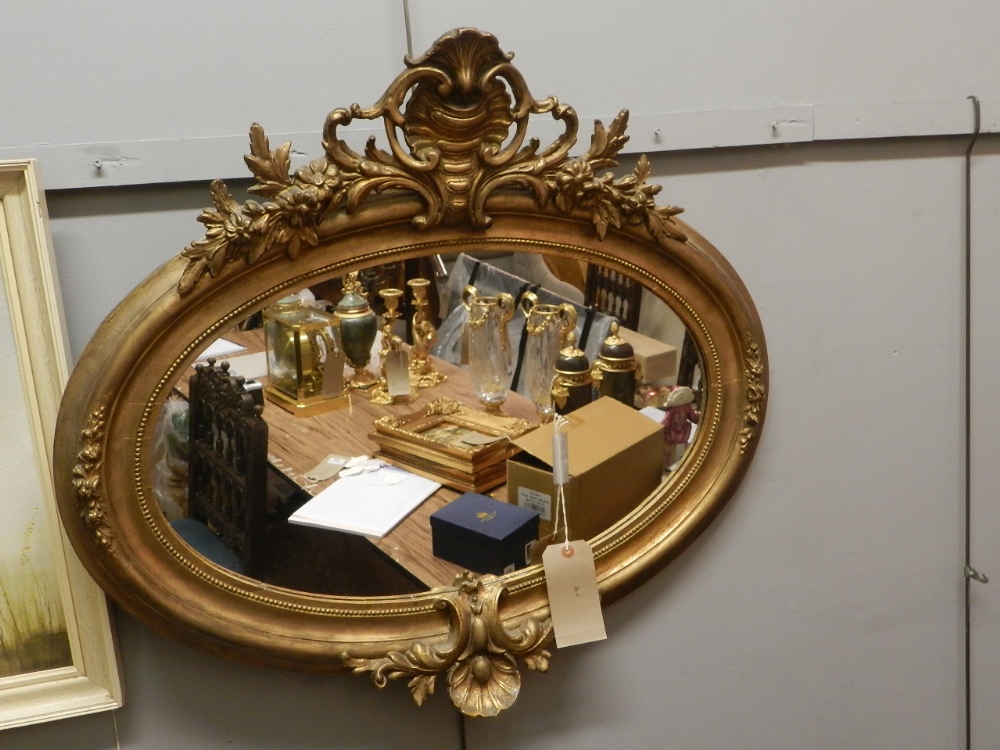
left=0, top=160, right=122, bottom=730
left=52, top=30, right=767, bottom=717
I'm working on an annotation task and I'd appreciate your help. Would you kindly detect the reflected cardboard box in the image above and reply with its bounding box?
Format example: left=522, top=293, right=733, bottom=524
left=619, top=325, right=678, bottom=384
left=507, top=397, right=664, bottom=542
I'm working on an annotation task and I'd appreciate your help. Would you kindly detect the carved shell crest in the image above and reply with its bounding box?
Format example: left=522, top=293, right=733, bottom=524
left=178, top=29, right=686, bottom=296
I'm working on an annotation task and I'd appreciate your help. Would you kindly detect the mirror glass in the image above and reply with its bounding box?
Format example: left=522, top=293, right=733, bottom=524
left=151, top=248, right=704, bottom=597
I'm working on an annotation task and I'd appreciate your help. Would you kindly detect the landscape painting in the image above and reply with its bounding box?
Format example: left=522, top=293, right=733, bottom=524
left=0, top=345, right=73, bottom=678
left=0, top=159, right=121, bottom=730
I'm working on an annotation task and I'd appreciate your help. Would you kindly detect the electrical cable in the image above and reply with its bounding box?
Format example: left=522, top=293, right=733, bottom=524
left=964, top=94, right=981, bottom=750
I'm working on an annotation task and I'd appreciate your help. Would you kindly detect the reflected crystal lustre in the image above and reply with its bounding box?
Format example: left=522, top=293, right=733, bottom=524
left=520, top=292, right=577, bottom=420
left=462, top=284, right=515, bottom=412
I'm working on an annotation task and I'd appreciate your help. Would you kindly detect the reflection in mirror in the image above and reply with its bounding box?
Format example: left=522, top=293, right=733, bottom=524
left=151, top=250, right=704, bottom=598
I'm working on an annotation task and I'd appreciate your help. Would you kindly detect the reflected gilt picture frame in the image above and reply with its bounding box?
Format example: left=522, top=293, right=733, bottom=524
left=0, top=160, right=122, bottom=730
left=371, top=398, right=537, bottom=491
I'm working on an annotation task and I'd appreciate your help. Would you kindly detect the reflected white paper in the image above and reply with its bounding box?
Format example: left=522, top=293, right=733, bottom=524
left=196, top=337, right=247, bottom=361
left=224, top=351, right=269, bottom=380
left=288, top=465, right=440, bottom=538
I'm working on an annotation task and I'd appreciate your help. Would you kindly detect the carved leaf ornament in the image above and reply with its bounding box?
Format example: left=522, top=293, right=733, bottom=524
left=179, top=29, right=686, bottom=296
left=72, top=407, right=114, bottom=553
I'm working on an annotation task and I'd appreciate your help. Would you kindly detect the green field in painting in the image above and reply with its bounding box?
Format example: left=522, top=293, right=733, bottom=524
left=0, top=558, right=71, bottom=678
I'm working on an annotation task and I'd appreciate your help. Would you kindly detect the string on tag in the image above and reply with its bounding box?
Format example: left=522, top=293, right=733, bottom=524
left=540, top=412, right=606, bottom=648
left=550, top=414, right=572, bottom=554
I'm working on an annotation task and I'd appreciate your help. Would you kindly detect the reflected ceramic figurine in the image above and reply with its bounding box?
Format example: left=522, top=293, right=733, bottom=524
left=660, top=385, right=701, bottom=468
left=408, top=278, right=447, bottom=387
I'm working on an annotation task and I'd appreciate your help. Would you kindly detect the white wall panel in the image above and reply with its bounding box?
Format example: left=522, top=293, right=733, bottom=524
left=968, top=139, right=1000, bottom=749
left=4, top=3, right=1000, bottom=189
left=10, top=0, right=996, bottom=149
left=469, top=140, right=971, bottom=749
left=409, top=1, right=1000, bottom=116
left=109, top=612, right=460, bottom=750
left=1, top=1, right=404, bottom=147
left=46, top=184, right=206, bottom=358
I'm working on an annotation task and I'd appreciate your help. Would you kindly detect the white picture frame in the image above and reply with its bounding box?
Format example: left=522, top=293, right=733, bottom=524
left=0, top=160, right=123, bottom=730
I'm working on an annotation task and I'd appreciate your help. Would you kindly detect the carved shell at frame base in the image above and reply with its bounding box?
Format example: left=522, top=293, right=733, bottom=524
left=345, top=574, right=552, bottom=717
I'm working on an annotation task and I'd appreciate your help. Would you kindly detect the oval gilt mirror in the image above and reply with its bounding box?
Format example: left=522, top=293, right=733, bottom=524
left=53, top=28, right=767, bottom=717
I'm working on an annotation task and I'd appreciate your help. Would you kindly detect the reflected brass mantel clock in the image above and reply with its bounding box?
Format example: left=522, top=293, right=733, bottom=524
left=53, top=28, right=768, bottom=717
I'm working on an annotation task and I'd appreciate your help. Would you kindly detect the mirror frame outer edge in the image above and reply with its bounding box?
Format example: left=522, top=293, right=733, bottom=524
left=53, top=191, right=767, bottom=670
left=52, top=28, right=768, bottom=712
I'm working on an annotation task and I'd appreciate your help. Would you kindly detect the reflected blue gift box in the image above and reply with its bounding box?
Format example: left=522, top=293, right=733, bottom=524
left=430, top=492, right=540, bottom=575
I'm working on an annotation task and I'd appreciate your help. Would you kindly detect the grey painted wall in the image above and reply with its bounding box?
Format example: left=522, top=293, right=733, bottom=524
left=4, top=2, right=998, bottom=189
left=5, top=2, right=1000, bottom=748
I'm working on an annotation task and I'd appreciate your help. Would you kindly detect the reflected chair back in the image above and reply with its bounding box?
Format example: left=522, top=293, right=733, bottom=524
left=584, top=264, right=643, bottom=330
left=187, top=359, right=268, bottom=578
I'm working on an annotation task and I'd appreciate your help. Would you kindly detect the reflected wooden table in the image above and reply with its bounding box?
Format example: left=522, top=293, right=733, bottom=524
left=220, top=330, right=540, bottom=592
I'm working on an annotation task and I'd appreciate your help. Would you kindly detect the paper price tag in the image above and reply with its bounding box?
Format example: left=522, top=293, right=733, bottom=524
left=304, top=454, right=350, bottom=482
left=542, top=540, right=607, bottom=648
left=386, top=348, right=411, bottom=397
left=321, top=354, right=345, bottom=398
